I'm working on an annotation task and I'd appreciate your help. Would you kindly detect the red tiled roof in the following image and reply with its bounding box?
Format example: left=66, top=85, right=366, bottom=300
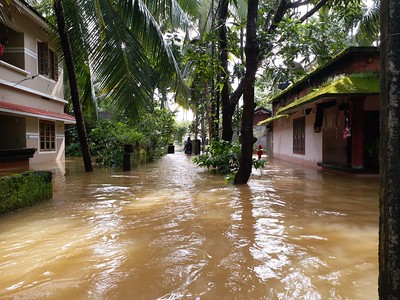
left=0, top=101, right=76, bottom=124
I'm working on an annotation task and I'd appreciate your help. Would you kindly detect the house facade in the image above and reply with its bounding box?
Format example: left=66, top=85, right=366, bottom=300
left=0, top=0, right=75, bottom=170
left=261, top=47, right=380, bottom=171
left=253, top=107, right=272, bottom=156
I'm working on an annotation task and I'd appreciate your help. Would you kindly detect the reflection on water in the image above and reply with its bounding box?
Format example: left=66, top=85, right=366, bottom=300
left=0, top=153, right=378, bottom=299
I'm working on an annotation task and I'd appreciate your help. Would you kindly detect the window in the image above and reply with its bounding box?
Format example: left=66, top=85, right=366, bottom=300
left=38, top=42, right=58, bottom=80
left=40, top=120, right=55, bottom=152
left=293, top=117, right=305, bottom=154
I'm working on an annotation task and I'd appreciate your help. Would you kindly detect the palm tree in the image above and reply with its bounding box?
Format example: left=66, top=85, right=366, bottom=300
left=24, top=0, right=199, bottom=171
left=355, top=0, right=380, bottom=45
left=53, top=0, right=93, bottom=171
left=54, top=0, right=195, bottom=119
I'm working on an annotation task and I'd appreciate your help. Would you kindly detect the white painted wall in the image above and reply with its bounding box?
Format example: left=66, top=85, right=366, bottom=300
left=25, top=117, right=66, bottom=163
left=272, top=110, right=322, bottom=167
left=0, top=3, right=69, bottom=167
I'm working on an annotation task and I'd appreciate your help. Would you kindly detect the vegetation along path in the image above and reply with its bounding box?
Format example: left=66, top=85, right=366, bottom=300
left=0, top=153, right=378, bottom=299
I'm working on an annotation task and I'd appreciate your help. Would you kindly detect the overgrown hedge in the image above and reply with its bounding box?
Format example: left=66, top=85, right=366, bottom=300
left=66, top=108, right=177, bottom=168
left=0, top=171, right=53, bottom=215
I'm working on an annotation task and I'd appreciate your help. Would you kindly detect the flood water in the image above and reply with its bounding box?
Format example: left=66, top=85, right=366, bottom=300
left=0, top=152, right=378, bottom=299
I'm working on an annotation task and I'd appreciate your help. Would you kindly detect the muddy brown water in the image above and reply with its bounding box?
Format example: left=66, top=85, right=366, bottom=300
left=0, top=153, right=378, bottom=299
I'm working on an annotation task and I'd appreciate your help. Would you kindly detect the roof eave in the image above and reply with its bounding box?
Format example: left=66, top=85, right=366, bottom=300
left=16, top=0, right=49, bottom=29
left=268, top=46, right=380, bottom=104
left=277, top=92, right=379, bottom=115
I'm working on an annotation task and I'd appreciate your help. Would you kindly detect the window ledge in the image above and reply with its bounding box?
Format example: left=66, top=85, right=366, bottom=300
left=0, top=60, right=31, bottom=76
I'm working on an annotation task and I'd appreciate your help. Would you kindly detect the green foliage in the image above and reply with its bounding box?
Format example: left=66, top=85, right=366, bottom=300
left=193, top=140, right=241, bottom=174
left=66, top=108, right=177, bottom=167
left=0, top=171, right=53, bottom=215
left=275, top=72, right=380, bottom=114
left=256, top=0, right=371, bottom=102
left=89, top=120, right=144, bottom=166
left=65, top=126, right=82, bottom=157
left=175, top=120, right=190, bottom=144
left=252, top=158, right=266, bottom=170
left=193, top=140, right=265, bottom=179
left=135, top=108, right=176, bottom=159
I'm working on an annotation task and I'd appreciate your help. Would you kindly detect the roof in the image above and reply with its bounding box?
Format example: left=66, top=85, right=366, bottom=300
left=276, top=72, right=379, bottom=114
left=258, top=72, right=379, bottom=125
left=0, top=101, right=76, bottom=124
left=254, top=107, right=272, bottom=115
left=258, top=114, right=289, bottom=125
left=18, top=0, right=48, bottom=27
left=269, top=46, right=379, bottom=104
left=1, top=0, right=48, bottom=29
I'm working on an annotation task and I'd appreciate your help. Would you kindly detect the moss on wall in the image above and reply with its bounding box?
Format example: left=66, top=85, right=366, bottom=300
left=277, top=72, right=380, bottom=114
left=0, top=171, right=53, bottom=215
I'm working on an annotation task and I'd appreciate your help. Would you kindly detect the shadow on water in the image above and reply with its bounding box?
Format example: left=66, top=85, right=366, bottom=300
left=0, top=153, right=378, bottom=299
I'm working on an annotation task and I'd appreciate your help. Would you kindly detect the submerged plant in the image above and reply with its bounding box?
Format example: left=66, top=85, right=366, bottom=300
left=193, top=140, right=265, bottom=182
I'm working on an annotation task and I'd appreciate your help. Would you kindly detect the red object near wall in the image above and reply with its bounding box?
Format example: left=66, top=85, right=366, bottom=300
left=257, top=144, right=263, bottom=160
left=0, top=43, right=4, bottom=56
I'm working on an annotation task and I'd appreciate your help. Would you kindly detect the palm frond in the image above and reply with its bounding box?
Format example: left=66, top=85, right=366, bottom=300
left=117, top=0, right=190, bottom=106
left=90, top=0, right=156, bottom=120
left=59, top=0, right=99, bottom=118
left=355, top=0, right=380, bottom=45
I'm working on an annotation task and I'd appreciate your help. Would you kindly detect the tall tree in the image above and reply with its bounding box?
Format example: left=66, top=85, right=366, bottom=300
left=232, top=0, right=365, bottom=184
left=218, top=0, right=232, bottom=141
left=53, top=0, right=93, bottom=172
left=29, top=0, right=198, bottom=170
left=379, top=0, right=400, bottom=297
left=234, top=0, right=258, bottom=184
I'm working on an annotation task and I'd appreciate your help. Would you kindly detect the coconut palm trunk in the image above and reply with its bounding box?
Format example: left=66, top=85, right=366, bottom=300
left=379, top=0, right=400, bottom=296
left=54, top=0, right=93, bottom=172
left=217, top=0, right=233, bottom=142
left=234, top=0, right=258, bottom=185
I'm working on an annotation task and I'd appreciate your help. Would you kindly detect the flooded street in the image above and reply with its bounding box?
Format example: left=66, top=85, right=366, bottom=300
left=0, top=153, right=378, bottom=299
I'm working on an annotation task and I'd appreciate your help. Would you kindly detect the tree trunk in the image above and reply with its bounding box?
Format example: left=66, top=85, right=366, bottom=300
left=221, top=103, right=234, bottom=141
left=205, top=82, right=213, bottom=141
left=209, top=86, right=219, bottom=140
left=218, top=0, right=232, bottom=142
left=54, top=0, right=93, bottom=172
left=222, top=77, right=246, bottom=141
left=234, top=0, right=258, bottom=185
left=379, top=0, right=400, bottom=297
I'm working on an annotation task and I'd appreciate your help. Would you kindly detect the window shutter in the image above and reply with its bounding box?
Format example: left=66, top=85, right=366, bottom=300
left=49, top=49, right=59, bottom=80
left=38, top=41, right=49, bottom=75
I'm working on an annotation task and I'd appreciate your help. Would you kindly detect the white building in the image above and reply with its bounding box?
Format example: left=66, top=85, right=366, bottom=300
left=0, top=0, right=75, bottom=171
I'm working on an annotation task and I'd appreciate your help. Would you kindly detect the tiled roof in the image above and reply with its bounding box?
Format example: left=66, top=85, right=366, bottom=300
left=0, top=101, right=76, bottom=124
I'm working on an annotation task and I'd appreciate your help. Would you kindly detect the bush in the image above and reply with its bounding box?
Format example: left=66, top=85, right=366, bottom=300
left=193, top=140, right=241, bottom=174
left=65, top=108, right=178, bottom=167
left=193, top=140, right=266, bottom=179
left=89, top=120, right=145, bottom=166
left=0, top=171, right=53, bottom=215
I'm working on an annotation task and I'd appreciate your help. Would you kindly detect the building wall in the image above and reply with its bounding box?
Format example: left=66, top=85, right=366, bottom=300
left=272, top=95, right=380, bottom=168
left=254, top=125, right=268, bottom=150
left=1, top=84, right=64, bottom=112
left=0, top=4, right=64, bottom=103
left=273, top=51, right=380, bottom=110
left=25, top=117, right=66, bottom=163
left=272, top=110, right=322, bottom=167
left=0, top=3, right=69, bottom=166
